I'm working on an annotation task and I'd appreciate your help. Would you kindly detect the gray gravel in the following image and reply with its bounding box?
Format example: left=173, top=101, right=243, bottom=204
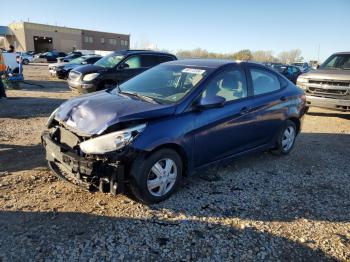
left=0, top=65, right=349, bottom=261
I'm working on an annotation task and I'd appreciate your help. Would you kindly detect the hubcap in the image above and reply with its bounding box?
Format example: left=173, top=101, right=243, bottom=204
left=147, top=158, right=177, bottom=197
left=282, top=126, right=295, bottom=151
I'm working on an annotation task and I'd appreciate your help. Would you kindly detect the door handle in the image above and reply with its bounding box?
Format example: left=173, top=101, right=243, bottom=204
left=239, top=106, right=251, bottom=115
left=280, top=96, right=287, bottom=101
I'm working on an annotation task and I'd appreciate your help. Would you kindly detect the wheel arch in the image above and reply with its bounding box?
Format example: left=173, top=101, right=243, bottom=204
left=147, top=143, right=189, bottom=177
left=288, top=117, right=301, bottom=134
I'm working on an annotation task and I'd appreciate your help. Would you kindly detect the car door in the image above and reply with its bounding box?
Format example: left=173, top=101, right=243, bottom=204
left=114, top=55, right=144, bottom=83
left=247, top=66, right=287, bottom=146
left=192, top=65, right=257, bottom=167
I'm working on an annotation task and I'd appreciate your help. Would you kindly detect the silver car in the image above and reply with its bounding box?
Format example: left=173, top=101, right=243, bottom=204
left=297, top=52, right=350, bottom=111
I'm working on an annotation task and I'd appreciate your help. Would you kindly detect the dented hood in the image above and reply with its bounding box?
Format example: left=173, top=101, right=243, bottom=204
left=55, top=91, right=175, bottom=136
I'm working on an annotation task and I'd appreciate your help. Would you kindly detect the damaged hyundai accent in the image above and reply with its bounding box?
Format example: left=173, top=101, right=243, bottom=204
left=42, top=59, right=306, bottom=203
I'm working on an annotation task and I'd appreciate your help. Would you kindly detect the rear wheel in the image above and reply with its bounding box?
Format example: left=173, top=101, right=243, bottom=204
left=22, top=59, right=29, bottom=65
left=129, top=149, right=182, bottom=204
left=271, top=120, right=297, bottom=155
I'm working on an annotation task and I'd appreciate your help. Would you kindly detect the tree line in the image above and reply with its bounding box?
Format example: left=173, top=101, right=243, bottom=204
left=175, top=48, right=304, bottom=64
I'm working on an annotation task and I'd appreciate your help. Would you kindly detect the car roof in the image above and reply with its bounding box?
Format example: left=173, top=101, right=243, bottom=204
left=165, top=59, right=241, bottom=68
left=81, top=55, right=101, bottom=58
left=114, top=49, right=176, bottom=57
left=333, top=51, right=350, bottom=55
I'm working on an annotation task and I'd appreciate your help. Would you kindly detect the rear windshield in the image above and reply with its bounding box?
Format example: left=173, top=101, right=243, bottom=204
left=321, top=54, right=350, bottom=70
left=94, top=53, right=124, bottom=68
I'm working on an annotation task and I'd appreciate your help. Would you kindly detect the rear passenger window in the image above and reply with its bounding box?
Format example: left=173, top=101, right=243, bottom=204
left=141, top=55, right=159, bottom=67
left=124, top=56, right=142, bottom=68
left=250, top=68, right=281, bottom=95
left=202, top=68, right=247, bottom=102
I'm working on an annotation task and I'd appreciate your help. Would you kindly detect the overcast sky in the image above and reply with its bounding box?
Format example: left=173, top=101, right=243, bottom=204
left=1, top=0, right=349, bottom=61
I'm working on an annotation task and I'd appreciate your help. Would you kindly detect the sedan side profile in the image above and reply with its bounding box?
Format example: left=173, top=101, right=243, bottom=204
left=42, top=60, right=306, bottom=204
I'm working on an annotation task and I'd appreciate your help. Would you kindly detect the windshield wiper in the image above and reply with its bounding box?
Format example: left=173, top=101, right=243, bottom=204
left=120, top=91, right=159, bottom=104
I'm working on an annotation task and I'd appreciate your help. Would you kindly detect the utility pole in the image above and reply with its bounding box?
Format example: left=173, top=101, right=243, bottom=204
left=317, top=44, right=320, bottom=62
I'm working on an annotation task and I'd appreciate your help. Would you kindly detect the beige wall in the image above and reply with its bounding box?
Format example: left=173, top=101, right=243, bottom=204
left=82, top=29, right=130, bottom=51
left=6, top=22, right=130, bottom=53
left=23, top=22, right=82, bottom=52
left=7, top=22, right=26, bottom=51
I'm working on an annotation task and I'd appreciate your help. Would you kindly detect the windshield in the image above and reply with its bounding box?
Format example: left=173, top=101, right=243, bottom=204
left=321, top=54, right=350, bottom=70
left=68, top=57, right=85, bottom=64
left=94, top=53, right=124, bottom=68
left=116, top=64, right=209, bottom=104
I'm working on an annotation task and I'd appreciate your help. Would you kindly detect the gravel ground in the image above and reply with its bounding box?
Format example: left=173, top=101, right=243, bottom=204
left=0, top=65, right=349, bottom=261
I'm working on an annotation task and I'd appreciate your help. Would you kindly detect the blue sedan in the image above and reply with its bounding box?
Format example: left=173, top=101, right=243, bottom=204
left=42, top=59, right=306, bottom=203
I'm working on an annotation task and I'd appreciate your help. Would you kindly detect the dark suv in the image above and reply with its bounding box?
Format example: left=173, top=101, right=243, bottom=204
left=67, top=50, right=177, bottom=93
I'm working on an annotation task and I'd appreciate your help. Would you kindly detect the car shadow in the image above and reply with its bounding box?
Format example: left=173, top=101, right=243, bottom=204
left=0, top=144, right=46, bottom=173
left=0, top=96, right=66, bottom=119
left=307, top=111, right=350, bottom=120
left=151, top=132, right=350, bottom=224
left=0, top=210, right=338, bottom=261
left=18, top=80, right=70, bottom=92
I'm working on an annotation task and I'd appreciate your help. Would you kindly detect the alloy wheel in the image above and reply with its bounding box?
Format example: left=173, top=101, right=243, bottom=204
left=147, top=158, right=177, bottom=197
left=282, top=126, right=295, bottom=151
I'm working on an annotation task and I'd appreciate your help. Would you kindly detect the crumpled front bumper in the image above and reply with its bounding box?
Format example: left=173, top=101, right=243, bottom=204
left=41, top=132, right=126, bottom=194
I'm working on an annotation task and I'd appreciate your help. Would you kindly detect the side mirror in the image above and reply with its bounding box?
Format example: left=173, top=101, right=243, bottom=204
left=195, top=95, right=226, bottom=110
left=119, top=63, right=129, bottom=70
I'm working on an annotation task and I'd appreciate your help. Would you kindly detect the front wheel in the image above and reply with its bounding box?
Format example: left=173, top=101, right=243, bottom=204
left=271, top=120, right=297, bottom=155
left=129, top=149, right=182, bottom=204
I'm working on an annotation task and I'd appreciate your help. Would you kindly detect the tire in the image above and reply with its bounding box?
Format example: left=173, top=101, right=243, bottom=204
left=271, top=120, right=297, bottom=155
left=129, top=148, right=182, bottom=204
left=22, top=59, right=29, bottom=65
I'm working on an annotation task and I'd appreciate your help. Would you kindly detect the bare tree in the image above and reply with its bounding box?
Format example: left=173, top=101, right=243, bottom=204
left=278, top=49, right=303, bottom=64
left=252, top=50, right=275, bottom=62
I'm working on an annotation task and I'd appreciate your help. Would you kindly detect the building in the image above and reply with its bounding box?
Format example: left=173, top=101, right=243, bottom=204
left=0, top=22, right=130, bottom=53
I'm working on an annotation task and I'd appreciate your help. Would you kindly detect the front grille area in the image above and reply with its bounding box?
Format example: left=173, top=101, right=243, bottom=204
left=308, top=87, right=348, bottom=96
left=308, top=80, right=350, bottom=87
left=305, top=79, right=350, bottom=97
left=68, top=71, right=82, bottom=81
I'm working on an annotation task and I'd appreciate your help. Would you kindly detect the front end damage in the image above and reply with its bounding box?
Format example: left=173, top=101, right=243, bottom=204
left=41, top=125, right=139, bottom=195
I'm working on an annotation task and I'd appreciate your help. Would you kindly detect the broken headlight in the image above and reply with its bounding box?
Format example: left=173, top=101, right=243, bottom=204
left=79, top=123, right=146, bottom=154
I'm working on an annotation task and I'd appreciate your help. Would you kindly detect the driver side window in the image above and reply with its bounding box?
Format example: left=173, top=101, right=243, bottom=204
left=124, top=56, right=141, bottom=69
left=201, top=68, right=247, bottom=102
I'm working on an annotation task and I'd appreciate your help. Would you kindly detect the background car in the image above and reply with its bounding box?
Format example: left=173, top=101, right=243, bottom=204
left=16, top=52, right=34, bottom=65
left=68, top=49, right=177, bottom=93
left=56, top=51, right=83, bottom=63
left=291, top=62, right=310, bottom=72
left=53, top=55, right=102, bottom=79
left=297, top=51, right=350, bottom=111
left=43, top=59, right=306, bottom=203
left=33, top=51, right=67, bottom=63
left=271, top=64, right=303, bottom=84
